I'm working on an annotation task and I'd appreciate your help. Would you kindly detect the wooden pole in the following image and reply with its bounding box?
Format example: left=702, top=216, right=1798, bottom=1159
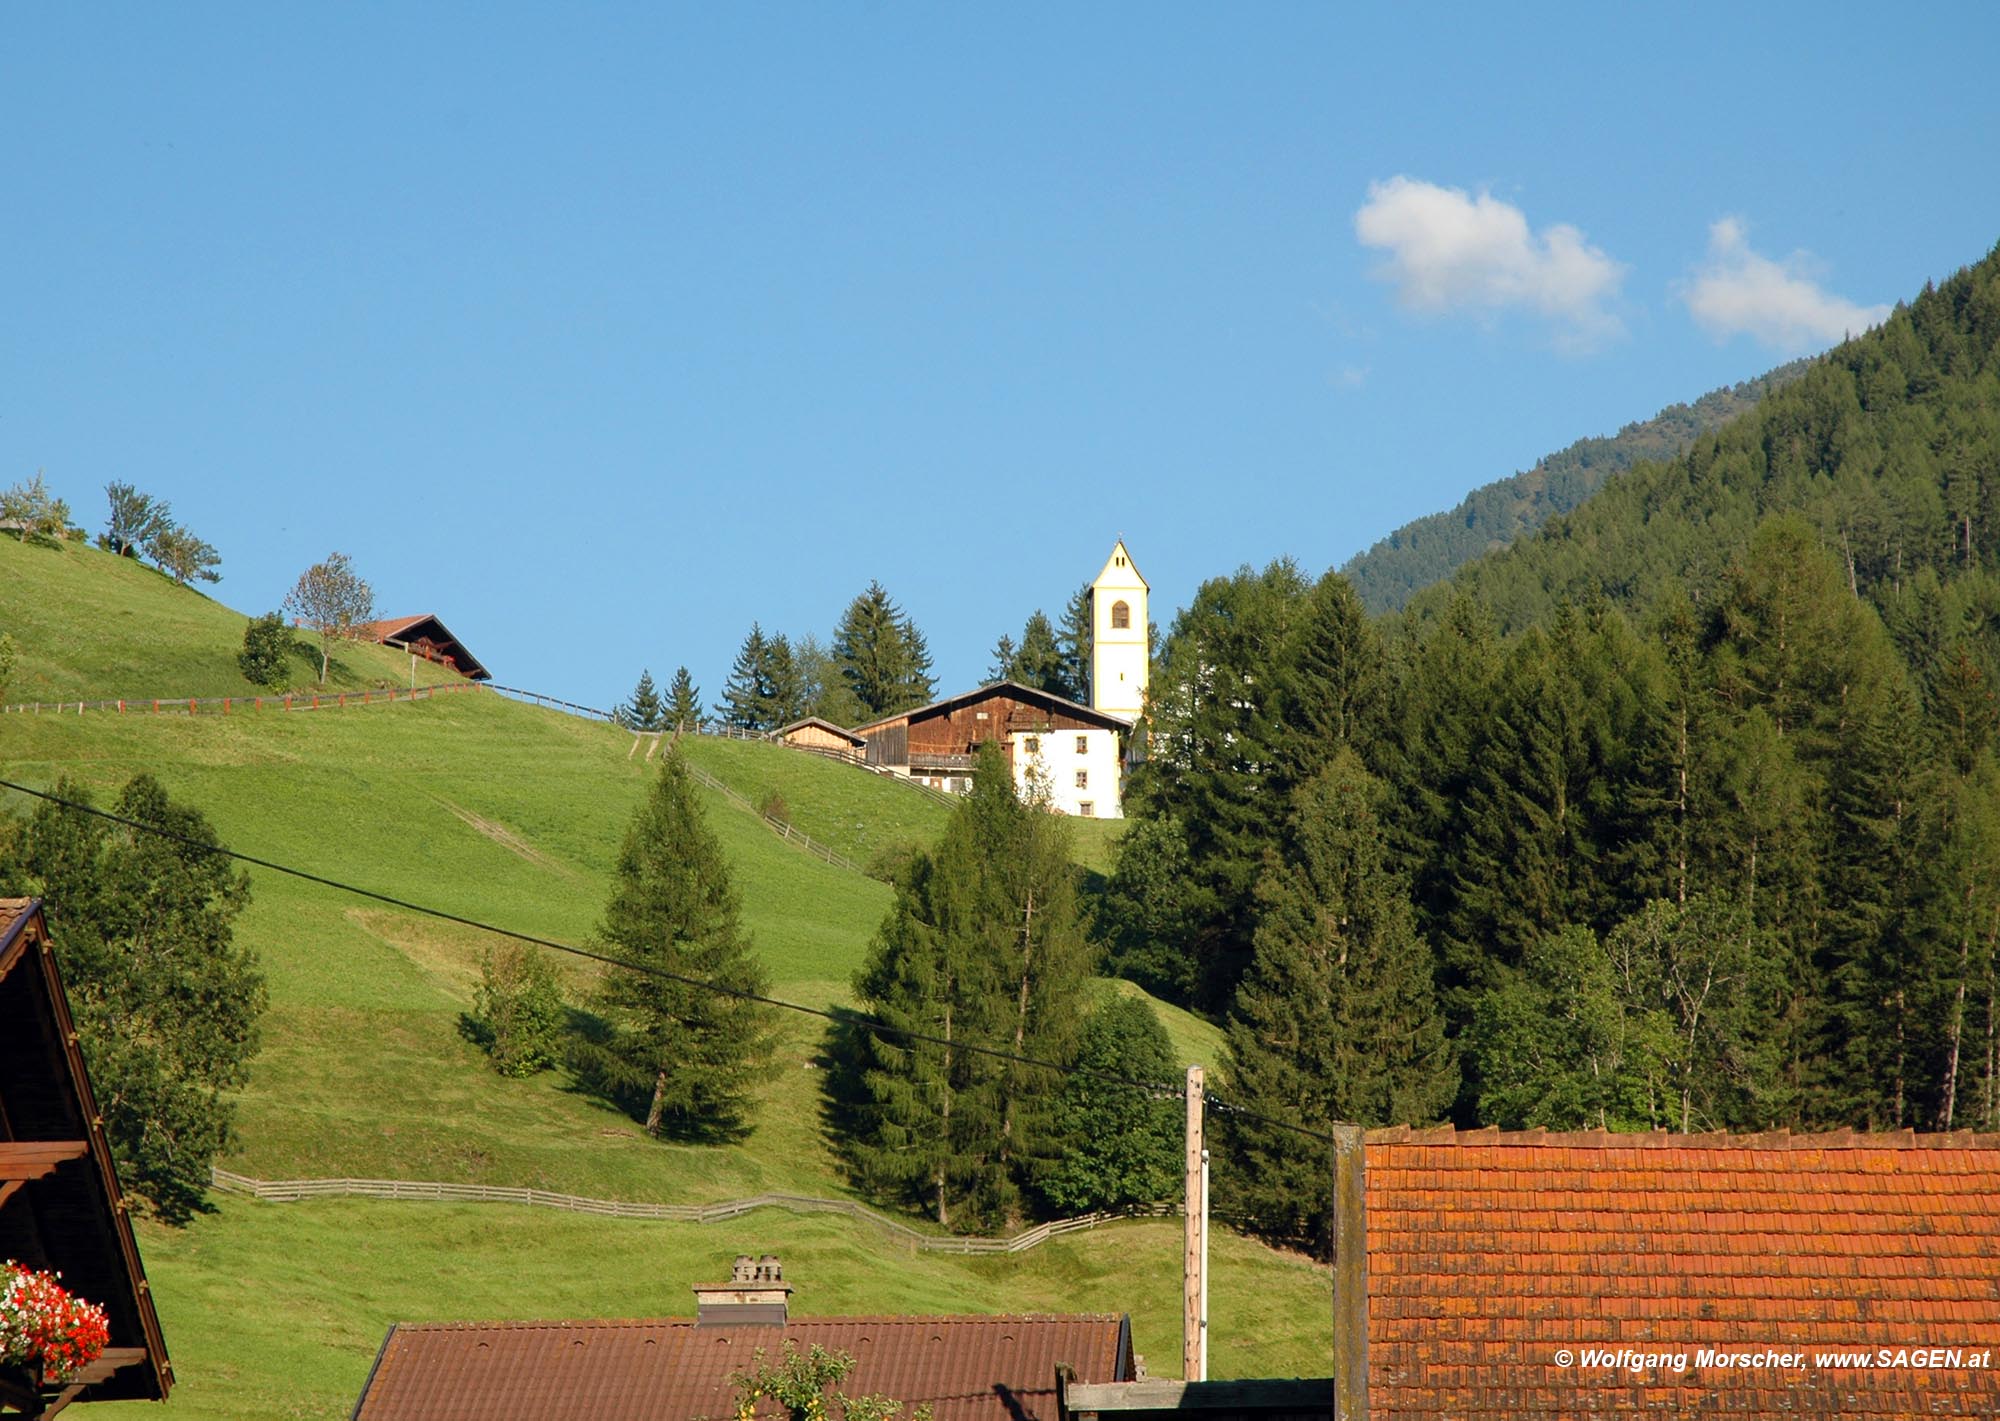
left=1183, top=1064, right=1205, bottom=1381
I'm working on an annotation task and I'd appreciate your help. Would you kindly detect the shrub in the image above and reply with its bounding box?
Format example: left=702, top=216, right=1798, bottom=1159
left=864, top=840, right=921, bottom=885
left=0, top=634, right=16, bottom=700
left=238, top=613, right=294, bottom=687
left=471, top=943, right=567, bottom=1078
left=758, top=790, right=791, bottom=826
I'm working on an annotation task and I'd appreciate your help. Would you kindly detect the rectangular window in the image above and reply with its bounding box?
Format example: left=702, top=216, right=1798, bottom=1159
left=1075, top=770, right=1088, bottom=789
left=1079, top=801, right=1095, bottom=817
left=1075, top=735, right=1089, bottom=754
left=1024, top=736, right=1039, bottom=754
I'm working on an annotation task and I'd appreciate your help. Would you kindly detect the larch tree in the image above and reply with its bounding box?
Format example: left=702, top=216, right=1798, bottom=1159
left=577, top=746, right=776, bottom=1140
left=846, top=742, right=1091, bottom=1229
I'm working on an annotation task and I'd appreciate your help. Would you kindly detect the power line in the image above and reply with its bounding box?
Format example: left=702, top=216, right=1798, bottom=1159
left=0, top=776, right=1199, bottom=1106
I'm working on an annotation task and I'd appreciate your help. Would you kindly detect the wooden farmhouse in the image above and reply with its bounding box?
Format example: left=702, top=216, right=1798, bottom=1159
left=351, top=614, right=491, bottom=681
left=852, top=681, right=1133, bottom=817
left=352, top=1256, right=1134, bottom=1421
left=0, top=900, right=172, bottom=1417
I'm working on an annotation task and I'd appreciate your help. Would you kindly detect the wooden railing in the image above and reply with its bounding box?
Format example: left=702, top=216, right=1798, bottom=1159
left=0, top=682, right=482, bottom=716
left=209, top=1167, right=1174, bottom=1254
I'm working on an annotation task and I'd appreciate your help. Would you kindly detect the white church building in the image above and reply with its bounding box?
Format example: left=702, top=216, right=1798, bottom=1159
left=850, top=540, right=1150, bottom=817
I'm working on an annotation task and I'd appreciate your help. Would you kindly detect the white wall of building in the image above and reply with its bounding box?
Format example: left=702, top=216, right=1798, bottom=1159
left=1010, top=727, right=1124, bottom=818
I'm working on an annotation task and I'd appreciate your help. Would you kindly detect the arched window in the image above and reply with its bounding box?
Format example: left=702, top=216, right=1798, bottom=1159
left=1110, top=600, right=1130, bottom=630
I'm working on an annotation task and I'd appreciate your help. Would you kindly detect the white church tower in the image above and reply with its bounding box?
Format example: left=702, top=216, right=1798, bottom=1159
left=1088, top=539, right=1149, bottom=720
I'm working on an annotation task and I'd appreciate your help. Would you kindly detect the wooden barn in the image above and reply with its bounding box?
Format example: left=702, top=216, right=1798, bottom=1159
left=852, top=682, right=1132, bottom=817
left=0, top=899, right=173, bottom=1416
left=774, top=716, right=869, bottom=759
left=351, top=614, right=491, bottom=681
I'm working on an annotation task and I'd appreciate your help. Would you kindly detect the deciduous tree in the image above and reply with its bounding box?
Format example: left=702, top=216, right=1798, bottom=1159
left=5, top=775, right=265, bottom=1223
left=1040, top=995, right=1180, bottom=1214
left=283, top=552, right=375, bottom=684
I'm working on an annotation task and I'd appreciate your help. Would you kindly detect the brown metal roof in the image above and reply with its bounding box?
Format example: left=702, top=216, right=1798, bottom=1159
left=353, top=1314, right=1131, bottom=1421
left=352, top=613, right=491, bottom=681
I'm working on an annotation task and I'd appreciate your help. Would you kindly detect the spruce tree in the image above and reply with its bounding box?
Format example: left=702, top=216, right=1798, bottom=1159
left=764, top=632, right=805, bottom=728
left=834, top=582, right=936, bottom=717
left=577, top=747, right=775, bottom=1139
left=666, top=665, right=702, bottom=733
left=1269, top=570, right=1381, bottom=788
left=1218, top=749, right=1454, bottom=1256
left=1013, top=612, right=1072, bottom=698
left=620, top=669, right=667, bottom=731
left=1057, top=584, right=1092, bottom=703
left=1124, top=559, right=1311, bottom=1011
left=986, top=633, right=1019, bottom=683
left=718, top=624, right=771, bottom=729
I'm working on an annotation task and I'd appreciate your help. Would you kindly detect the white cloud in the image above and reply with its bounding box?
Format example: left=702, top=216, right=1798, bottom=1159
left=1354, top=176, right=1626, bottom=348
left=1330, top=364, right=1369, bottom=389
left=1682, top=219, right=1890, bottom=351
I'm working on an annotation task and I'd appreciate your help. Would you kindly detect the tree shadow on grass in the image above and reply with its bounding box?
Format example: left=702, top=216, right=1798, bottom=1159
left=560, top=1005, right=758, bottom=1146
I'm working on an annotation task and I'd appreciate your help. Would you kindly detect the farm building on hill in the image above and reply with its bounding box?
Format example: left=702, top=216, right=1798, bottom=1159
left=852, top=682, right=1133, bottom=817
left=774, top=716, right=869, bottom=759
left=350, top=614, right=491, bottom=681
left=351, top=1255, right=1134, bottom=1421
left=0, top=899, right=173, bottom=1415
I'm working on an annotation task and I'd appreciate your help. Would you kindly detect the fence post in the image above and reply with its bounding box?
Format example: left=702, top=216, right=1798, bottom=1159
left=152, top=700, right=159, bottom=713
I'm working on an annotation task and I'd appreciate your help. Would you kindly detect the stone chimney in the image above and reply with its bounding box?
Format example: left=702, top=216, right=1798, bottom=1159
left=692, top=1253, right=793, bottom=1326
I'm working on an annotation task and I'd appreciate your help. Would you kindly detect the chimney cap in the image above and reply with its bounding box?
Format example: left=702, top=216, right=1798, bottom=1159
left=695, top=1254, right=792, bottom=1326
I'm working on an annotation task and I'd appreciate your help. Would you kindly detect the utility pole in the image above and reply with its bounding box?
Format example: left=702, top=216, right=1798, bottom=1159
left=1183, top=1064, right=1206, bottom=1381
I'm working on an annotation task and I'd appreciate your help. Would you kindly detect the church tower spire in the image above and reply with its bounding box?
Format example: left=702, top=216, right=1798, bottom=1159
left=1088, top=539, right=1148, bottom=720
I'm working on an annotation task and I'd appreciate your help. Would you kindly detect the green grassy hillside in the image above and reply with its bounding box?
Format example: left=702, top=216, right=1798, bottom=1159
left=0, top=535, right=462, bottom=701
left=0, top=550, right=1300, bottom=1420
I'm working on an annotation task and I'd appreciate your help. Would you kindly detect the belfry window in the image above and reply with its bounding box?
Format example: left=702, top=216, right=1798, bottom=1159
left=1110, top=600, right=1130, bottom=630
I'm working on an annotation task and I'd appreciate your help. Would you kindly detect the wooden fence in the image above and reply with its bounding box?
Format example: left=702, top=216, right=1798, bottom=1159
left=0, top=682, right=482, bottom=717
left=208, top=1168, right=1172, bottom=1254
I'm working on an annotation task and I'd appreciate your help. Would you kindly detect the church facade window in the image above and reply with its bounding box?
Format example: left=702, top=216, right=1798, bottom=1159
left=1111, top=600, right=1130, bottom=630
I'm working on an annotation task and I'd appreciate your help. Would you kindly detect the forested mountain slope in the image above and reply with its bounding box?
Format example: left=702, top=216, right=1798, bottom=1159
left=1407, top=245, right=2000, bottom=634
left=1109, top=243, right=2000, bottom=1260
left=1343, top=359, right=1809, bottom=614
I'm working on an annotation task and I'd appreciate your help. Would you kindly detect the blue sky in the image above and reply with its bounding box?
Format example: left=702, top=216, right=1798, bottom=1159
left=6, top=4, right=1998, bottom=709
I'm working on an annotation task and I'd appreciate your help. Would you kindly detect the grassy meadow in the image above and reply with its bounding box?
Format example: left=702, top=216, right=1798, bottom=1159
left=0, top=542, right=1327, bottom=1419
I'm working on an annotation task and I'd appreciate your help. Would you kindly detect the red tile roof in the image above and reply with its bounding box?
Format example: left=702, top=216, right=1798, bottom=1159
left=1363, top=1126, right=2000, bottom=1419
left=354, top=1314, right=1131, bottom=1421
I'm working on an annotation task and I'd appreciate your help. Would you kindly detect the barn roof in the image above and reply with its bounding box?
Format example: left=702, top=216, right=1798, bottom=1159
left=852, top=682, right=1132, bottom=736
left=0, top=899, right=173, bottom=1413
left=353, top=614, right=491, bottom=681
left=775, top=716, right=868, bottom=747
left=1360, top=1124, right=2000, bottom=1419
left=352, top=1313, right=1132, bottom=1421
